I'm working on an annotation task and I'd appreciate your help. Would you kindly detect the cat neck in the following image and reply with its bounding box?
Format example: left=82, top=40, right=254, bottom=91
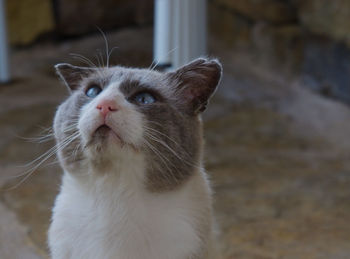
left=56, top=165, right=210, bottom=259
left=66, top=150, right=147, bottom=193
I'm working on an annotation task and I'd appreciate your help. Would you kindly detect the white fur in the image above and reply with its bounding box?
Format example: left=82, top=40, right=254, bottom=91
left=78, top=84, right=144, bottom=148
left=48, top=163, right=212, bottom=259
left=49, top=81, right=213, bottom=259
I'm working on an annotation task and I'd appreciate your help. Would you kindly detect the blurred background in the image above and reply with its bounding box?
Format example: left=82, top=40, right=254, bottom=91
left=1, top=0, right=350, bottom=258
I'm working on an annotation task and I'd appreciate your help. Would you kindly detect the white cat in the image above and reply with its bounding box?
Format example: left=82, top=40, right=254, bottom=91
left=48, top=58, right=222, bottom=259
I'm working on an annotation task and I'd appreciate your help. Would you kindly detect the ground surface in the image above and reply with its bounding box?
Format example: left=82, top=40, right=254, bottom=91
left=1, top=27, right=350, bottom=258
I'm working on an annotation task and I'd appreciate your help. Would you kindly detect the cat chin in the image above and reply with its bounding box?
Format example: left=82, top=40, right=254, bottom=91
left=86, top=134, right=139, bottom=154
left=94, top=125, right=124, bottom=145
left=84, top=132, right=140, bottom=160
left=84, top=143, right=143, bottom=173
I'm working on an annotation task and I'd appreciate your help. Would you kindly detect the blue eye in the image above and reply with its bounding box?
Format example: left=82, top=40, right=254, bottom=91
left=86, top=85, right=102, bottom=98
left=134, top=92, right=156, bottom=104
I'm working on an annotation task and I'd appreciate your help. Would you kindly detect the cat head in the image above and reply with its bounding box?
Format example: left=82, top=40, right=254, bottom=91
left=54, top=58, right=222, bottom=191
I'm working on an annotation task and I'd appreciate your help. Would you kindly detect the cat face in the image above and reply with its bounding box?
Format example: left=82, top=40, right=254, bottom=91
left=54, top=58, right=222, bottom=191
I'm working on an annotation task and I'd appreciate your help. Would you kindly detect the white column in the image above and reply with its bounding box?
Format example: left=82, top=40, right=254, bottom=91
left=0, top=0, right=9, bottom=83
left=154, top=0, right=173, bottom=69
left=153, top=0, right=207, bottom=70
left=173, top=0, right=207, bottom=69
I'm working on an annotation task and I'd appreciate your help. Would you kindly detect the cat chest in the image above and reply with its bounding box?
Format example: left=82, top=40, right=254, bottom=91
left=52, top=187, right=202, bottom=259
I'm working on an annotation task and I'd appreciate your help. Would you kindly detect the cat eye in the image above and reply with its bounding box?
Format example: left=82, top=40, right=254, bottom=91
left=134, top=92, right=156, bottom=104
left=86, top=85, right=102, bottom=98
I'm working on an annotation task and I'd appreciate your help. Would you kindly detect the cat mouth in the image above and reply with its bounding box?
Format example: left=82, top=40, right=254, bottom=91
left=95, top=125, right=113, bottom=136
left=88, top=124, right=139, bottom=152
left=93, top=124, right=124, bottom=144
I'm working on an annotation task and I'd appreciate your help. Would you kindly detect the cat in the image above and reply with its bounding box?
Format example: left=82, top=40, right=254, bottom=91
left=48, top=57, right=222, bottom=259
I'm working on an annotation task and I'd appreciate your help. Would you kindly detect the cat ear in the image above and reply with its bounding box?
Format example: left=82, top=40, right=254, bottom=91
left=168, top=58, right=222, bottom=114
left=55, top=63, right=94, bottom=92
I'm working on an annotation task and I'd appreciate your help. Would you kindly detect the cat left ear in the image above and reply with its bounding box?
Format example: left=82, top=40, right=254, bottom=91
left=167, top=58, right=222, bottom=114
left=55, top=63, right=95, bottom=92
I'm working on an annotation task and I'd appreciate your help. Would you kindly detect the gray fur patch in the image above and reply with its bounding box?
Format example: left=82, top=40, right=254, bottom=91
left=54, top=58, right=222, bottom=191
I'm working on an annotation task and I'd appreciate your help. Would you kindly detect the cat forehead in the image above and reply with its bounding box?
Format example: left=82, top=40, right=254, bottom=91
left=87, top=66, right=168, bottom=91
left=112, top=67, right=165, bottom=85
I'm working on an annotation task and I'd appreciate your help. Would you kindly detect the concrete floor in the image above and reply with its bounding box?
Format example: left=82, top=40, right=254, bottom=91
left=1, top=27, right=350, bottom=258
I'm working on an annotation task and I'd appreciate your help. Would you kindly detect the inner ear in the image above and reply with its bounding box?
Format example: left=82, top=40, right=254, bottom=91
left=167, top=58, right=222, bottom=114
left=55, top=63, right=95, bottom=92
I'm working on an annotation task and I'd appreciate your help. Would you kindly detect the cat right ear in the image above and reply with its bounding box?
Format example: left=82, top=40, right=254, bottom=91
left=167, top=58, right=222, bottom=115
left=55, top=63, right=94, bottom=92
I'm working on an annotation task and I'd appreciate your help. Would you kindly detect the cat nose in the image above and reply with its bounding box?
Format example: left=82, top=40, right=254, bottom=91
left=96, top=99, right=118, bottom=118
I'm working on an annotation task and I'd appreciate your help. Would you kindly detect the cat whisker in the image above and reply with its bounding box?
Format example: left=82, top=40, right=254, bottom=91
left=18, top=144, right=60, bottom=169
left=44, top=158, right=61, bottom=167
left=143, top=125, right=182, bottom=147
left=143, top=137, right=185, bottom=175
left=70, top=53, right=98, bottom=68
left=96, top=26, right=109, bottom=68
left=143, top=139, right=179, bottom=184
left=95, top=27, right=119, bottom=68
left=16, top=133, right=55, bottom=143
left=3, top=131, right=81, bottom=191
left=37, top=125, right=53, bottom=132
left=146, top=120, right=163, bottom=127
left=143, top=139, right=171, bottom=168
left=97, top=49, right=105, bottom=68
left=107, top=46, right=119, bottom=67
left=144, top=131, right=189, bottom=165
left=143, top=130, right=199, bottom=169
left=71, top=141, right=83, bottom=162
left=95, top=52, right=103, bottom=69
left=145, top=121, right=201, bottom=165
left=14, top=125, right=55, bottom=143
left=20, top=130, right=80, bottom=169
left=70, top=53, right=105, bottom=78
left=148, top=46, right=178, bottom=72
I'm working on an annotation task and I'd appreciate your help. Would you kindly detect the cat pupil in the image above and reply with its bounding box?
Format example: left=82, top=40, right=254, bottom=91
left=135, top=92, right=155, bottom=104
left=86, top=85, right=102, bottom=98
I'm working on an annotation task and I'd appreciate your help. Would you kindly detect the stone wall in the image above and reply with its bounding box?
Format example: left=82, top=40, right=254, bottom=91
left=6, top=0, right=55, bottom=45
left=209, top=0, right=350, bottom=103
left=5, top=0, right=350, bottom=103
left=54, top=0, right=153, bottom=36
left=5, top=0, right=153, bottom=45
left=211, top=0, right=350, bottom=46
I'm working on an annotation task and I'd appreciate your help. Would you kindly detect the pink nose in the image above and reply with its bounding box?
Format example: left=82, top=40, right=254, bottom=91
left=96, top=99, right=118, bottom=118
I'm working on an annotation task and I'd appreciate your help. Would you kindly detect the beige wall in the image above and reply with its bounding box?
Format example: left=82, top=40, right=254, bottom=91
left=5, top=0, right=153, bottom=45
left=6, top=0, right=54, bottom=45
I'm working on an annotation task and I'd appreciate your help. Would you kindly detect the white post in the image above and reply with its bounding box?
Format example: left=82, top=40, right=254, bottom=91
left=173, top=0, right=207, bottom=69
left=154, top=0, right=173, bottom=69
left=0, top=0, right=10, bottom=83
left=153, top=0, right=207, bottom=70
